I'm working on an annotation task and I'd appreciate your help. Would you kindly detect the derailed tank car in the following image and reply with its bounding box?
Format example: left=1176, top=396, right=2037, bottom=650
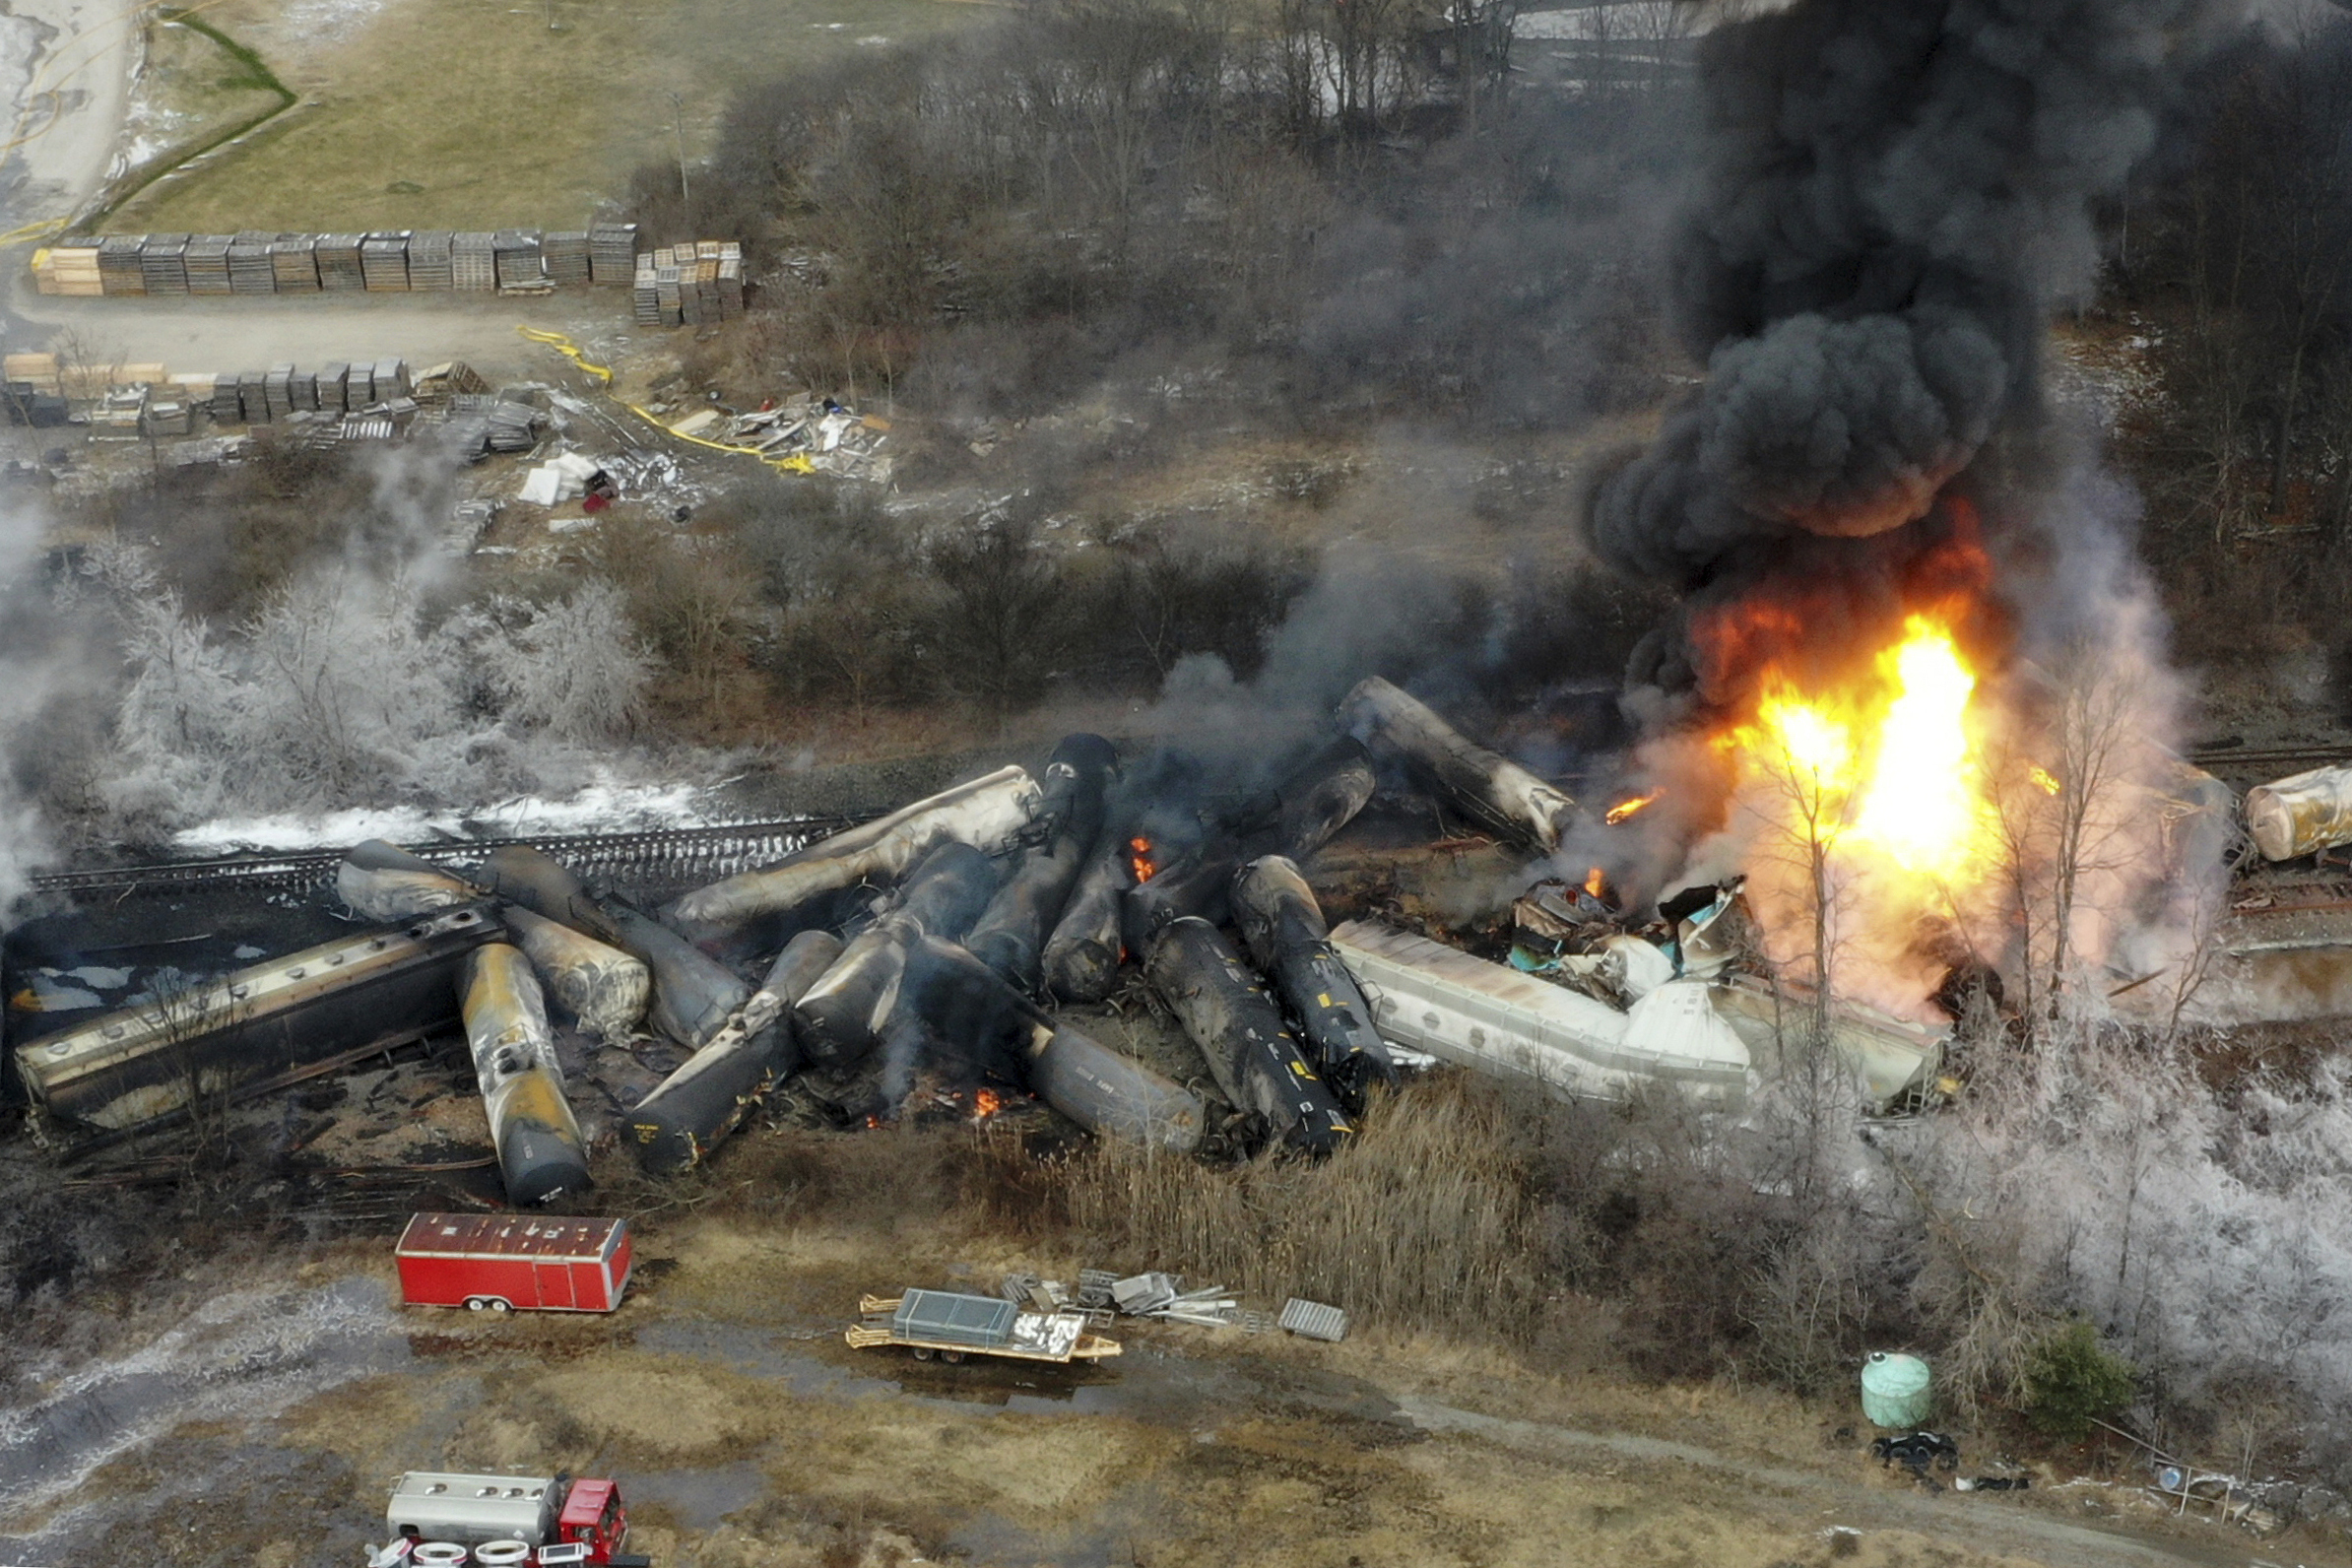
left=14, top=903, right=502, bottom=1132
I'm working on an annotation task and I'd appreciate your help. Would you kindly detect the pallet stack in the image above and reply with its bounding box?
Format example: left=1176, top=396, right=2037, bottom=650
left=292, top=366, right=320, bottom=411
left=209, top=374, right=245, bottom=424
left=349, top=361, right=376, bottom=407
left=631, top=257, right=662, bottom=324
left=271, top=235, right=320, bottom=292
left=589, top=224, right=638, bottom=285
left=452, top=231, right=497, bottom=291
left=228, top=231, right=277, bottom=294
left=184, top=235, right=234, bottom=294
left=265, top=364, right=295, bottom=421
left=315, top=234, right=366, bottom=291
left=543, top=231, right=591, bottom=287
left=32, top=225, right=674, bottom=296
left=98, top=236, right=147, bottom=294
left=140, top=234, right=191, bottom=294
left=407, top=230, right=454, bottom=291
left=319, top=362, right=349, bottom=413
left=360, top=231, right=412, bottom=291
left=492, top=230, right=544, bottom=290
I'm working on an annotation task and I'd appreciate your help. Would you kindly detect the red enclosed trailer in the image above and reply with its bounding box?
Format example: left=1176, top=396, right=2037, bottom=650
left=396, top=1212, right=633, bottom=1314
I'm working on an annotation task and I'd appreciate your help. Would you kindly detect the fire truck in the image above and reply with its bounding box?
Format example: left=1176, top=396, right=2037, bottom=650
left=366, top=1471, right=649, bottom=1565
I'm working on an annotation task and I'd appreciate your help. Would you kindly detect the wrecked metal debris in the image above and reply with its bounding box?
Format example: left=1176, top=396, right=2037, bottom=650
left=1339, top=676, right=1575, bottom=852
left=624, top=929, right=839, bottom=1173
left=2245, top=761, right=2352, bottom=862
left=1277, top=1298, right=1349, bottom=1342
left=14, top=904, right=503, bottom=1132
left=1230, top=856, right=1396, bottom=1112
left=459, top=943, right=593, bottom=1206
left=669, top=765, right=1044, bottom=934
left=1327, top=919, right=1750, bottom=1110
left=1143, top=916, right=1353, bottom=1155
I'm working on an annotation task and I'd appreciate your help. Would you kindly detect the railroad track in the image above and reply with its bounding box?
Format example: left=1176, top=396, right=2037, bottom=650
left=2189, top=744, right=2352, bottom=775
left=28, top=816, right=870, bottom=900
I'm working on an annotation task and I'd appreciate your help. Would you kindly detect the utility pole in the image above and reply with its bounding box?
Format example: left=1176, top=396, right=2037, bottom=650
left=667, top=91, right=689, bottom=205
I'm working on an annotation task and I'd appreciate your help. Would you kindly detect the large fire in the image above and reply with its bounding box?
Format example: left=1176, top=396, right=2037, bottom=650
left=1713, top=612, right=2007, bottom=1013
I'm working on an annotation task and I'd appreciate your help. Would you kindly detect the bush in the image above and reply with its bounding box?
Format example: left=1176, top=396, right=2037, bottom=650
left=2022, top=1319, right=2138, bottom=1441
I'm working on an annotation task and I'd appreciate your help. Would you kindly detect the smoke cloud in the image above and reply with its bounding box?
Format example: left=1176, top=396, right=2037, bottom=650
left=1589, top=0, right=2227, bottom=599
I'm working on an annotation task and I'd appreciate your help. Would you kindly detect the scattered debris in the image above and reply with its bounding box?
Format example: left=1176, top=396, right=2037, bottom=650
left=1277, top=1297, right=1349, bottom=1342
left=1869, top=1431, right=1959, bottom=1480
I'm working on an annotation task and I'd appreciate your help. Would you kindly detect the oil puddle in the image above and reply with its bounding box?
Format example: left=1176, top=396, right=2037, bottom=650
left=0, top=1275, right=408, bottom=1547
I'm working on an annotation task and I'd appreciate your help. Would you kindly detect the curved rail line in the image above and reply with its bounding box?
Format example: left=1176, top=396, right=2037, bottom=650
left=29, top=816, right=871, bottom=900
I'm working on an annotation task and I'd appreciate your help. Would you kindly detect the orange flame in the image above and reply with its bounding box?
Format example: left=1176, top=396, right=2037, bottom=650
left=972, top=1088, right=1005, bottom=1121
left=1585, top=866, right=1607, bottom=899
left=1604, top=789, right=1663, bottom=826
left=1129, top=835, right=1157, bottom=884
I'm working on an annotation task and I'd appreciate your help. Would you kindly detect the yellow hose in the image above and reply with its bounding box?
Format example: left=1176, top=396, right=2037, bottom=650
left=515, top=325, right=817, bottom=475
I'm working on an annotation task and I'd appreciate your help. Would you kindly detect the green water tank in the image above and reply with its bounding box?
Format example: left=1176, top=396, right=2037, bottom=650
left=1860, top=1351, right=1933, bottom=1428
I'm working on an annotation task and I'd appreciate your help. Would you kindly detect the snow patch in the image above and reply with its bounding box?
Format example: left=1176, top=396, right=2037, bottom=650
left=170, top=779, right=720, bottom=854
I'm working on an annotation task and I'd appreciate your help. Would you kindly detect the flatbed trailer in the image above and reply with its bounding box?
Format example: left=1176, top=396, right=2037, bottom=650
left=845, top=1289, right=1122, bottom=1364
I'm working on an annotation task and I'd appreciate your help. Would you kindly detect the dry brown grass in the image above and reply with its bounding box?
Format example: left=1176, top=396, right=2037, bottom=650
left=1059, top=1075, right=1546, bottom=1342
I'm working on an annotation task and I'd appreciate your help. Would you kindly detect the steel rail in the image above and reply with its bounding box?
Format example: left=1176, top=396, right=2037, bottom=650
left=29, top=815, right=872, bottom=899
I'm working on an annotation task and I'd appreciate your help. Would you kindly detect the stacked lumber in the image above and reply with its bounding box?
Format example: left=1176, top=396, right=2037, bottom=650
left=228, top=231, right=277, bottom=294
left=209, top=374, right=246, bottom=424
left=184, top=235, right=234, bottom=294
left=543, top=231, right=591, bottom=286
left=318, top=361, right=350, bottom=413
left=2, top=353, right=62, bottom=392
left=265, top=364, right=295, bottom=421
left=315, top=234, right=366, bottom=291
left=33, top=244, right=102, bottom=295
left=452, top=231, right=497, bottom=291
left=141, top=234, right=191, bottom=294
left=406, top=230, right=454, bottom=291
left=98, top=236, right=147, bottom=294
left=360, top=231, right=412, bottom=291
left=589, top=224, right=638, bottom=284
left=271, top=235, right=320, bottom=292
left=492, top=229, right=545, bottom=290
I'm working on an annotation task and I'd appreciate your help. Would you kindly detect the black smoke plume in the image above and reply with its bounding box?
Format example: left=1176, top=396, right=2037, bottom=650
left=1589, top=0, right=2229, bottom=710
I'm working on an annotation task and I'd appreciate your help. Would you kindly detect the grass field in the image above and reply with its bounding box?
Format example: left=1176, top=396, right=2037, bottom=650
left=111, top=0, right=997, bottom=234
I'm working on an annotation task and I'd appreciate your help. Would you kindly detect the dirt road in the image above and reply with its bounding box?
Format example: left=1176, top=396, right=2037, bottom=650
left=0, top=273, right=635, bottom=379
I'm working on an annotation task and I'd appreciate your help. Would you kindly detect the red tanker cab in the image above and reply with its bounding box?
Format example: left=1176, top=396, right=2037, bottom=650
left=557, top=1478, right=629, bottom=1559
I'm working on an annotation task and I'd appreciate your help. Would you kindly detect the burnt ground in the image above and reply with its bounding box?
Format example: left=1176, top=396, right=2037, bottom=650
left=0, top=1169, right=2335, bottom=1568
